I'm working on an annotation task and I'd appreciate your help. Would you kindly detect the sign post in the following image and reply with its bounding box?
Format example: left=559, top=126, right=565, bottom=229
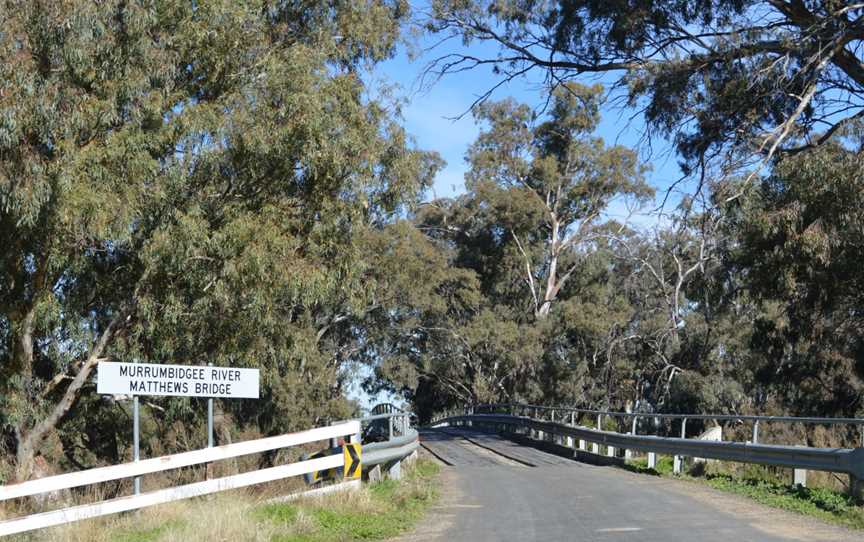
left=98, top=361, right=260, bottom=495
left=207, top=363, right=214, bottom=448
left=132, top=387, right=140, bottom=495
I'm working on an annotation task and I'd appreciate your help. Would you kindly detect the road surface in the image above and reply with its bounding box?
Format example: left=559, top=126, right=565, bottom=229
left=401, top=427, right=858, bottom=542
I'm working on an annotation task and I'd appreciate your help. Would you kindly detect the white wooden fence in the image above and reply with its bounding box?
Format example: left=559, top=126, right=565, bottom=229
left=0, top=420, right=361, bottom=537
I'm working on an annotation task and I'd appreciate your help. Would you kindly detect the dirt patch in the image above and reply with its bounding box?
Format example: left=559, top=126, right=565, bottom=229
left=391, top=451, right=462, bottom=541
left=608, top=468, right=860, bottom=541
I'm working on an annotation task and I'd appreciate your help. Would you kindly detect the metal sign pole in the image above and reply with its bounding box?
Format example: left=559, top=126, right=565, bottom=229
left=95, top=359, right=261, bottom=494
left=207, top=363, right=214, bottom=448
left=207, top=398, right=214, bottom=448
left=133, top=393, right=140, bottom=495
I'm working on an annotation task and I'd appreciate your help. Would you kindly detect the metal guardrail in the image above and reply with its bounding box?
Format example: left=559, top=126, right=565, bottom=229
left=431, top=412, right=864, bottom=499
left=311, top=406, right=418, bottom=483
left=357, top=405, right=420, bottom=475
left=466, top=403, right=864, bottom=446
left=364, top=433, right=420, bottom=469
left=370, top=402, right=408, bottom=415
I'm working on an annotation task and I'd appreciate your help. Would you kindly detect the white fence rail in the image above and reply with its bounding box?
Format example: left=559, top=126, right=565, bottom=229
left=0, top=420, right=361, bottom=537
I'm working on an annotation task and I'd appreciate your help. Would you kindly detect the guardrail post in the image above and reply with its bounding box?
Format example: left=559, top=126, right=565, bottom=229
left=648, top=452, right=656, bottom=469
left=387, top=459, right=402, bottom=481
left=607, top=416, right=616, bottom=458
left=752, top=420, right=760, bottom=444
left=592, top=414, right=601, bottom=454
left=565, top=411, right=575, bottom=448
left=851, top=475, right=864, bottom=502
left=794, top=468, right=807, bottom=487
left=625, top=416, right=638, bottom=460
left=674, top=418, right=687, bottom=475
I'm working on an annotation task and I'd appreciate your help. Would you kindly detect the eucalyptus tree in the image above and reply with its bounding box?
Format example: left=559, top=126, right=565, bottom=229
left=394, top=84, right=651, bottom=411
left=721, top=142, right=864, bottom=418
left=426, top=0, right=864, bottom=183
left=0, top=0, right=432, bottom=481
left=462, top=83, right=651, bottom=320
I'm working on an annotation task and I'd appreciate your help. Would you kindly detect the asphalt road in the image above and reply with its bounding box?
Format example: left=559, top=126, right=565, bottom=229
left=404, top=428, right=858, bottom=542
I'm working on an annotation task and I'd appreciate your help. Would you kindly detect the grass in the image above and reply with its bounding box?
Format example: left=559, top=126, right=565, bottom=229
left=703, top=474, right=864, bottom=530
left=625, top=456, right=864, bottom=530
left=623, top=455, right=674, bottom=476
left=257, top=459, right=440, bottom=542
left=15, top=459, right=440, bottom=542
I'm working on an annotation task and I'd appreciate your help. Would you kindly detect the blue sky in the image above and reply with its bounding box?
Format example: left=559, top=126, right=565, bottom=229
left=352, top=18, right=690, bottom=411
left=371, top=27, right=686, bottom=221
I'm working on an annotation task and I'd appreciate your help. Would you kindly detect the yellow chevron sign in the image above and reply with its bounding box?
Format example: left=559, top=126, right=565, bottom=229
left=343, top=443, right=361, bottom=479
left=303, top=448, right=337, bottom=484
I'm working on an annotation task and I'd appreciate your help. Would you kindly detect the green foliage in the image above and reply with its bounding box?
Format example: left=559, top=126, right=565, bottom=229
left=704, top=474, right=864, bottom=530
left=625, top=455, right=674, bottom=476
left=113, top=519, right=186, bottom=542
left=427, top=1, right=864, bottom=173
left=402, top=123, right=864, bottom=428
left=259, top=459, right=441, bottom=542
left=0, top=0, right=439, bottom=478
left=393, top=84, right=652, bottom=418
left=625, top=457, right=864, bottom=530
left=720, top=143, right=864, bottom=416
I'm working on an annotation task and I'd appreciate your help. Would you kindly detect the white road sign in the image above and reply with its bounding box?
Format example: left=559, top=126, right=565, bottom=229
left=97, top=361, right=259, bottom=399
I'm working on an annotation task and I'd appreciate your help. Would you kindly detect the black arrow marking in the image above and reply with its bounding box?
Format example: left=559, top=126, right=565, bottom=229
left=345, top=444, right=360, bottom=478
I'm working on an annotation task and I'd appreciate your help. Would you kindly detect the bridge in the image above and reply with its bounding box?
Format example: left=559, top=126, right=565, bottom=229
left=1, top=402, right=862, bottom=541
left=407, top=405, right=864, bottom=541
left=413, top=427, right=855, bottom=541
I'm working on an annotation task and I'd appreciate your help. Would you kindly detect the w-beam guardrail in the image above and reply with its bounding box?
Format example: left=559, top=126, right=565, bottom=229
left=432, top=405, right=864, bottom=500
left=0, top=421, right=361, bottom=537
left=359, top=405, right=419, bottom=479
left=471, top=402, right=864, bottom=447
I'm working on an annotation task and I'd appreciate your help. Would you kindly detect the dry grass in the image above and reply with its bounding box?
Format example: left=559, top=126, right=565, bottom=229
left=8, top=459, right=441, bottom=542
left=13, top=490, right=277, bottom=542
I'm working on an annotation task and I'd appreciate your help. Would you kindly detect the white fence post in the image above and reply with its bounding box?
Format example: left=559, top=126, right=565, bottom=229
left=674, top=418, right=687, bottom=475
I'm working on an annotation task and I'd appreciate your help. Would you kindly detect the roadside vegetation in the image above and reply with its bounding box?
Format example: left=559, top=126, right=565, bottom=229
left=12, top=459, right=440, bottom=542
left=3, top=1, right=863, bottom=528
left=626, top=457, right=864, bottom=530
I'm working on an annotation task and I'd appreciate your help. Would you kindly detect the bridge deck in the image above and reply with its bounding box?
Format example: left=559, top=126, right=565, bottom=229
left=411, top=428, right=857, bottom=542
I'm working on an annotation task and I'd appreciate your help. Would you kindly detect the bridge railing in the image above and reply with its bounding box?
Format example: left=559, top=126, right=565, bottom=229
left=470, top=402, right=864, bottom=447
left=355, top=406, right=419, bottom=479
left=431, top=405, right=864, bottom=500
left=0, top=420, right=361, bottom=537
